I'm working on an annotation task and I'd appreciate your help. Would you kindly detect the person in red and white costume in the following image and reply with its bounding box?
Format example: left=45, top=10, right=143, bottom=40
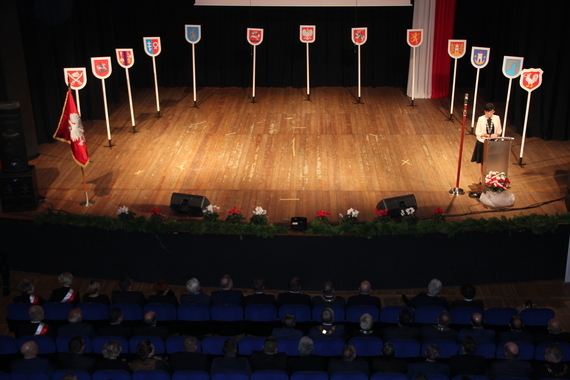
left=13, top=279, right=45, bottom=305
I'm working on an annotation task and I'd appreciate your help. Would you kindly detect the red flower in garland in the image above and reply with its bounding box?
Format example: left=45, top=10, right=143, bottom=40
left=434, top=208, right=443, bottom=215
left=374, top=208, right=389, bottom=217
left=151, top=207, right=162, bottom=215
left=228, top=206, right=242, bottom=215
left=315, top=210, right=331, bottom=218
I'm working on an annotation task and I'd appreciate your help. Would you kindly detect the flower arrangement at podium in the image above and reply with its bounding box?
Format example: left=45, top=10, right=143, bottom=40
left=339, top=208, right=359, bottom=224
left=484, top=171, right=511, bottom=192
left=203, top=204, right=220, bottom=222
left=250, top=206, right=268, bottom=225
left=226, top=206, right=245, bottom=224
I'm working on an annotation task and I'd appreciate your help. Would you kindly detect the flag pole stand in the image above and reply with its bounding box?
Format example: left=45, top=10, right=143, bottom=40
left=192, top=100, right=198, bottom=108
left=104, top=138, right=115, bottom=148
left=130, top=126, right=139, bottom=134
left=79, top=167, right=95, bottom=206
left=305, top=94, right=311, bottom=102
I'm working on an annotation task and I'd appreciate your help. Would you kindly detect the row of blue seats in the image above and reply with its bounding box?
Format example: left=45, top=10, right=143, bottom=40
left=6, top=303, right=557, bottom=326
left=0, top=369, right=562, bottom=380
left=5, top=334, right=570, bottom=361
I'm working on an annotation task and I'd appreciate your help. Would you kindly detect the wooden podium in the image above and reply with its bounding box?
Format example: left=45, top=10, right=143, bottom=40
left=482, top=137, right=514, bottom=176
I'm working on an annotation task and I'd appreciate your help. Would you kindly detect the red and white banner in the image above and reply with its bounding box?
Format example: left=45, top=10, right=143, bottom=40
left=116, top=49, right=135, bottom=69
left=300, top=25, right=316, bottom=43
left=247, top=28, right=264, bottom=46
left=54, top=89, right=89, bottom=167
left=63, top=68, right=87, bottom=90
left=351, top=27, right=367, bottom=45
left=90, top=57, right=112, bottom=79
left=143, top=37, right=162, bottom=56
left=407, top=29, right=423, bottom=47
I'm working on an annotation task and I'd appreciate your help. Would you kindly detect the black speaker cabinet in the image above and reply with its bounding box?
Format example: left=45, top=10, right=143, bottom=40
left=291, top=217, right=307, bottom=231
left=376, top=194, right=417, bottom=219
left=0, top=166, right=39, bottom=212
left=0, top=101, right=29, bottom=172
left=170, top=193, right=210, bottom=216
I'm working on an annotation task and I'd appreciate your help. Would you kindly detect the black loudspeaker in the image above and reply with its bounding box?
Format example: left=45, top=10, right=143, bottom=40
left=0, top=166, right=39, bottom=212
left=376, top=194, right=418, bottom=219
left=0, top=102, right=29, bottom=172
left=291, top=217, right=307, bottom=231
left=170, top=193, right=210, bottom=216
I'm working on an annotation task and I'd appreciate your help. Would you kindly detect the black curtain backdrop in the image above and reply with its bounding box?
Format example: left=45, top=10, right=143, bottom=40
left=7, top=0, right=570, bottom=144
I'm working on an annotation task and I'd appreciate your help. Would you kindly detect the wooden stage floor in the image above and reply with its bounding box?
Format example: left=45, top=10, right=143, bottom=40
left=10, top=86, right=570, bottom=222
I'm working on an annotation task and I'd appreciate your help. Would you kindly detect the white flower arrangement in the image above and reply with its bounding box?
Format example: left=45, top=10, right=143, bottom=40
left=117, top=205, right=129, bottom=215
left=253, top=206, right=267, bottom=216
left=117, top=205, right=135, bottom=220
left=204, top=204, right=220, bottom=214
left=250, top=206, right=269, bottom=225
left=340, top=208, right=359, bottom=224
left=401, top=207, right=416, bottom=216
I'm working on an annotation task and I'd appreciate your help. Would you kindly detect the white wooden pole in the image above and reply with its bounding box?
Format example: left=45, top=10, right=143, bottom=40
left=125, top=68, right=136, bottom=129
left=252, top=45, right=257, bottom=101
left=101, top=79, right=112, bottom=146
left=306, top=42, right=310, bottom=99
left=152, top=56, right=161, bottom=117
left=518, top=92, right=532, bottom=165
left=471, top=69, right=481, bottom=133
left=449, top=58, right=458, bottom=119
left=74, top=89, right=81, bottom=116
left=357, top=45, right=362, bottom=100
left=192, top=43, right=197, bottom=106
left=502, top=78, right=513, bottom=137
left=411, top=47, right=416, bottom=102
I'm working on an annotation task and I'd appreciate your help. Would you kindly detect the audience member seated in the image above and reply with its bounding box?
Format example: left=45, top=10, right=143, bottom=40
left=249, top=336, right=288, bottom=372
left=133, top=311, right=169, bottom=339
left=287, top=336, right=327, bottom=374
left=148, top=279, right=179, bottom=307
left=11, top=340, right=55, bottom=374
left=407, top=344, right=450, bottom=378
left=351, top=312, right=381, bottom=338
left=535, top=317, right=570, bottom=344
left=210, top=338, right=251, bottom=376
left=372, top=342, right=407, bottom=374
left=448, top=336, right=486, bottom=377
left=244, top=277, right=276, bottom=306
left=309, top=307, right=346, bottom=340
left=82, top=280, right=111, bottom=305
left=56, top=336, right=96, bottom=373
left=17, top=304, right=56, bottom=338
left=328, top=344, right=370, bottom=376
left=420, top=310, right=458, bottom=342
left=61, top=374, right=78, bottom=380
left=346, top=280, right=381, bottom=309
left=277, top=277, right=311, bottom=308
left=403, top=278, right=448, bottom=309
left=49, top=272, right=80, bottom=306
left=489, top=342, right=532, bottom=379
left=210, top=274, right=244, bottom=306
left=180, top=278, right=210, bottom=306
left=532, top=344, right=568, bottom=379
left=13, top=279, right=45, bottom=305
left=499, top=316, right=534, bottom=343
left=457, top=312, right=495, bottom=343
left=382, top=308, right=420, bottom=341
left=57, top=308, right=95, bottom=338
left=129, top=339, right=168, bottom=372
left=96, top=307, right=133, bottom=339
left=96, top=340, right=130, bottom=372
left=311, top=281, right=345, bottom=308
left=450, top=284, right=484, bottom=309
left=111, top=276, right=147, bottom=307
left=171, top=336, right=210, bottom=373
left=271, top=314, right=303, bottom=340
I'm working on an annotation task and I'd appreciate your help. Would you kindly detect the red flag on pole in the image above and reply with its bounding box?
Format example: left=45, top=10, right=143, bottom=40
left=54, top=89, right=89, bottom=167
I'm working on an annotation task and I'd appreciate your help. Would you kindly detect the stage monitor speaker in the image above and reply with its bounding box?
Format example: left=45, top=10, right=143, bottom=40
left=0, top=165, right=39, bottom=212
left=0, top=101, right=29, bottom=173
left=170, top=193, right=210, bottom=216
left=376, top=194, right=417, bottom=219
left=291, top=217, right=307, bottom=231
